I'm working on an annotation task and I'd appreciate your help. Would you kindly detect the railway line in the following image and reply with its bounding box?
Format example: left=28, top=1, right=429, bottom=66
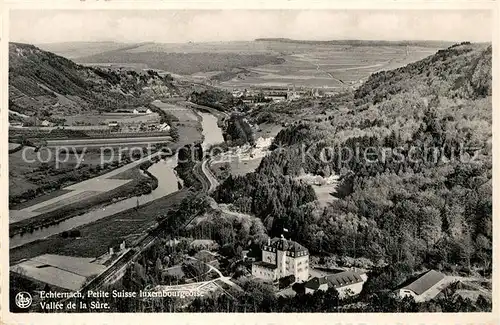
left=81, top=154, right=218, bottom=292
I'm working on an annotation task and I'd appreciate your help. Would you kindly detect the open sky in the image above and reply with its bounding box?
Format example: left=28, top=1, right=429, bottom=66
left=10, top=10, right=492, bottom=44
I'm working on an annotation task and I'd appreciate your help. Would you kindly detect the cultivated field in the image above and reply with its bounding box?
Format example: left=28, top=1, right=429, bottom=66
left=45, top=40, right=448, bottom=90
left=32, top=191, right=102, bottom=214
left=10, top=190, right=189, bottom=262
left=46, top=136, right=173, bottom=148
left=9, top=147, right=126, bottom=200
left=59, top=112, right=160, bottom=126
left=220, top=45, right=441, bottom=89
left=10, top=172, right=133, bottom=223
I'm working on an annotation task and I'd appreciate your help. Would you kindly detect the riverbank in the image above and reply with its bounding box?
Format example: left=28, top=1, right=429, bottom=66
left=10, top=189, right=191, bottom=263
left=9, top=165, right=156, bottom=237
left=9, top=106, right=223, bottom=252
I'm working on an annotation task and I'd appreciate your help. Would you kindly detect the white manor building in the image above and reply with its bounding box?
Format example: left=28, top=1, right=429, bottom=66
left=252, top=236, right=309, bottom=282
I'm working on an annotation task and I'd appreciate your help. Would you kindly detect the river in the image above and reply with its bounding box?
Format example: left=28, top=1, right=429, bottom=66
left=199, top=112, right=224, bottom=150
left=10, top=110, right=224, bottom=249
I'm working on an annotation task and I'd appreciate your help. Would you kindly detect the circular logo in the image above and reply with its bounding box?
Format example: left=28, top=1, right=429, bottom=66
left=15, top=292, right=32, bottom=309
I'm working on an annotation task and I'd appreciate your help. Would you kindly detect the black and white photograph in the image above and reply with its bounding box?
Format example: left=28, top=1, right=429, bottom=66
left=2, top=3, right=495, bottom=318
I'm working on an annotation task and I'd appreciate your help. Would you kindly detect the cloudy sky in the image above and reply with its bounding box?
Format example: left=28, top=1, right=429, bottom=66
left=10, top=10, right=492, bottom=44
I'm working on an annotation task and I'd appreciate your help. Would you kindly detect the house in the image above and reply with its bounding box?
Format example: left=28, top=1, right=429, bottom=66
left=394, top=270, right=446, bottom=302
left=436, top=280, right=492, bottom=303
left=252, top=236, right=309, bottom=282
left=232, top=90, right=244, bottom=98
left=40, top=120, right=53, bottom=127
left=133, top=107, right=152, bottom=114
left=286, top=85, right=301, bottom=101
left=108, top=240, right=126, bottom=255
left=265, top=94, right=287, bottom=103
left=189, top=239, right=219, bottom=251
left=304, top=270, right=368, bottom=298
left=158, top=123, right=171, bottom=132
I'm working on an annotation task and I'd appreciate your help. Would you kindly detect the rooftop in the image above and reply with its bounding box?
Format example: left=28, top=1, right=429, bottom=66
left=265, top=237, right=308, bottom=254
left=397, top=270, right=446, bottom=296
left=305, top=270, right=364, bottom=290
left=10, top=254, right=106, bottom=291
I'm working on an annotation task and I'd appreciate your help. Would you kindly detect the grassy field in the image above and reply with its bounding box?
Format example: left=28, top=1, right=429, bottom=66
left=9, top=102, right=202, bottom=208
left=46, top=136, right=173, bottom=148
left=11, top=189, right=73, bottom=210
left=212, top=158, right=263, bottom=178
left=9, top=148, right=118, bottom=199
left=311, top=184, right=338, bottom=206
left=151, top=100, right=203, bottom=145
left=10, top=189, right=190, bottom=263
left=59, top=112, right=160, bottom=126
left=32, top=191, right=102, bottom=213
left=9, top=165, right=154, bottom=235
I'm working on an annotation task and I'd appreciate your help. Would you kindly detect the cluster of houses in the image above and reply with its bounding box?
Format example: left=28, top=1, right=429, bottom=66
left=231, top=85, right=324, bottom=104
left=115, top=107, right=153, bottom=114
left=250, top=238, right=470, bottom=302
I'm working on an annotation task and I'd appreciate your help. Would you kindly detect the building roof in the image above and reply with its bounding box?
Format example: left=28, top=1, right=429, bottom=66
left=397, top=270, right=445, bottom=296
left=253, top=261, right=277, bottom=269
left=10, top=254, right=106, bottom=291
left=266, top=237, right=308, bottom=254
left=305, top=271, right=364, bottom=290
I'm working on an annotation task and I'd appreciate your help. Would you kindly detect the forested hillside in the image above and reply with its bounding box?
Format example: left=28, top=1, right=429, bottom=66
left=189, top=88, right=248, bottom=112
left=213, top=42, right=492, bottom=274
left=9, top=42, right=177, bottom=116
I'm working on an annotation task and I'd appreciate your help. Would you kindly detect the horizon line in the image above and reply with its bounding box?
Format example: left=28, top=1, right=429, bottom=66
left=11, top=38, right=491, bottom=46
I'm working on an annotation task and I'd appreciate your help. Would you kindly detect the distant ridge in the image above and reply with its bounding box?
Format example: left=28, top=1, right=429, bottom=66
left=9, top=42, right=177, bottom=116
left=255, top=38, right=458, bottom=47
